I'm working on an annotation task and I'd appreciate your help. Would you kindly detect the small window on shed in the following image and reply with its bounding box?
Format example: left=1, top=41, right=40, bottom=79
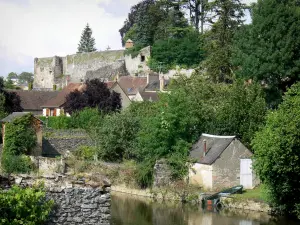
left=141, top=55, right=145, bottom=62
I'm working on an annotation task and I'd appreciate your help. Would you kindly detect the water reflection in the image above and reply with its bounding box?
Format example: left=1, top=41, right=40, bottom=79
left=111, top=192, right=300, bottom=225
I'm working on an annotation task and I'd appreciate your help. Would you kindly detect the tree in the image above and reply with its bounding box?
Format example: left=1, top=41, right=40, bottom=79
left=64, top=79, right=121, bottom=114
left=0, top=77, right=23, bottom=113
left=252, top=82, right=300, bottom=218
left=232, top=0, right=300, bottom=106
left=203, top=0, right=246, bottom=82
left=18, top=72, right=34, bottom=84
left=77, top=23, right=97, bottom=53
left=7, top=72, right=18, bottom=80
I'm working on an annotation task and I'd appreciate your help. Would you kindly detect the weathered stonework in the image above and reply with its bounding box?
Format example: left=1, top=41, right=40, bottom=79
left=34, top=47, right=151, bottom=89
left=153, top=159, right=172, bottom=187
left=42, top=129, right=92, bottom=157
left=13, top=174, right=111, bottom=225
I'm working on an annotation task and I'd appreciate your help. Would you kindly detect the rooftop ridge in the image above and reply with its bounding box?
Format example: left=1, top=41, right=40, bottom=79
left=202, top=133, right=236, bottom=139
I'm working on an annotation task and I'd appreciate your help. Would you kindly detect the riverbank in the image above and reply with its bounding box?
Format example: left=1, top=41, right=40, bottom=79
left=112, top=184, right=273, bottom=213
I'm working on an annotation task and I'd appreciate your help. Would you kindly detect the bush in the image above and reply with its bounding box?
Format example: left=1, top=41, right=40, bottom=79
left=39, top=116, right=73, bottom=129
left=1, top=154, right=33, bottom=175
left=74, top=145, right=97, bottom=161
left=252, top=82, right=300, bottom=217
left=0, top=185, right=54, bottom=225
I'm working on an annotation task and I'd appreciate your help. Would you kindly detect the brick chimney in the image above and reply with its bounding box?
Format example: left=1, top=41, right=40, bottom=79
left=160, top=75, right=165, bottom=92
left=203, top=139, right=207, bottom=157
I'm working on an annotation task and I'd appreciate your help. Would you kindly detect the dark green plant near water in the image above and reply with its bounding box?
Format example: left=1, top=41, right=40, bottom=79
left=0, top=185, right=54, bottom=225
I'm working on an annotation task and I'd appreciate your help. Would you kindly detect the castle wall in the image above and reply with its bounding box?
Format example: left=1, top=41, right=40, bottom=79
left=34, top=57, right=56, bottom=89
left=124, top=46, right=151, bottom=76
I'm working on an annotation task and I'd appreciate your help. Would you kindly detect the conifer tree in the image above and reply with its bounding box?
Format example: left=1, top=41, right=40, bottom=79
left=77, top=24, right=97, bottom=53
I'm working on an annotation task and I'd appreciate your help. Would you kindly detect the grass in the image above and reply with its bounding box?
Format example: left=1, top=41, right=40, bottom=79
left=233, top=186, right=266, bottom=202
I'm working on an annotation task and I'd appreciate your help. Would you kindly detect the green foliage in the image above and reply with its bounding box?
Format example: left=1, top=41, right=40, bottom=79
left=1, top=154, right=33, bottom=175
left=40, top=116, right=73, bottom=129
left=149, top=30, right=204, bottom=72
left=232, top=0, right=300, bottom=107
left=252, top=82, right=300, bottom=217
left=4, top=114, right=36, bottom=156
left=18, top=72, right=34, bottom=84
left=203, top=0, right=246, bottom=82
left=74, top=145, right=97, bottom=160
left=77, top=23, right=97, bottom=53
left=93, top=111, right=139, bottom=162
left=124, top=43, right=144, bottom=58
left=7, top=72, right=18, bottom=80
left=0, top=185, right=54, bottom=225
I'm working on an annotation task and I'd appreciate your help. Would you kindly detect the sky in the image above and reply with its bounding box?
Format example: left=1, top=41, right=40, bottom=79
left=0, top=0, right=255, bottom=76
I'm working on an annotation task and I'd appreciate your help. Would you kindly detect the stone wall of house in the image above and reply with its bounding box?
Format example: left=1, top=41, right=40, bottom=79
left=14, top=174, right=111, bottom=225
left=153, top=159, right=172, bottom=187
left=42, top=129, right=93, bottom=157
left=124, top=46, right=151, bottom=76
left=30, top=156, right=66, bottom=175
left=212, top=140, right=253, bottom=191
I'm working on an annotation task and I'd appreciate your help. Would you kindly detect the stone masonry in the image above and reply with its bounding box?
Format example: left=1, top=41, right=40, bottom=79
left=14, top=174, right=111, bottom=225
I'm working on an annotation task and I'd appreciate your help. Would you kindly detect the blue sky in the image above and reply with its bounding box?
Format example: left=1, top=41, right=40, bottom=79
left=0, top=0, right=254, bottom=76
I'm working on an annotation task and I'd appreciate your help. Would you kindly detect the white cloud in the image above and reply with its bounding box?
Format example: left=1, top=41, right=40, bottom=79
left=0, top=0, right=142, bottom=75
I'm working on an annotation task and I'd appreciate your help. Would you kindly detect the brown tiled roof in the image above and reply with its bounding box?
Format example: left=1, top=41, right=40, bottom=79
left=106, top=81, right=116, bottom=89
left=140, top=91, right=159, bottom=102
left=41, top=83, right=83, bottom=108
left=9, top=90, right=59, bottom=111
left=118, top=76, right=147, bottom=95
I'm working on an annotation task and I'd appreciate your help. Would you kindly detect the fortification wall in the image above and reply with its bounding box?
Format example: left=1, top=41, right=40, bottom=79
left=124, top=46, right=151, bottom=76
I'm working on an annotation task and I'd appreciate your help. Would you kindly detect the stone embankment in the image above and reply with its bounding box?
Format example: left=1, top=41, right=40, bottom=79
left=220, top=196, right=271, bottom=213
left=13, top=174, right=112, bottom=225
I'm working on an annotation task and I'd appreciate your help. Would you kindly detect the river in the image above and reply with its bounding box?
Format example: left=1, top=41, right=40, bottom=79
left=111, top=192, right=300, bottom=225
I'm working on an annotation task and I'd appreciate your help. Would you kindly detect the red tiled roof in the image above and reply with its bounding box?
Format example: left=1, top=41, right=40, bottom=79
left=41, top=83, right=84, bottom=108
left=118, top=76, right=147, bottom=95
left=9, top=90, right=59, bottom=111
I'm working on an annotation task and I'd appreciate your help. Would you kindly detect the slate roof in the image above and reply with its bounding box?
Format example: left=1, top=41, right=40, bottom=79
left=190, top=134, right=236, bottom=165
left=1, top=112, right=43, bottom=123
left=140, top=91, right=159, bottom=102
left=145, top=79, right=170, bottom=91
left=10, top=90, right=59, bottom=111
left=41, top=83, right=84, bottom=108
left=118, top=76, right=147, bottom=95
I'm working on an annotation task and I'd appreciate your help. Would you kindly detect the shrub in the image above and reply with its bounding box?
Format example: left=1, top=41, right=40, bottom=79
left=0, top=185, right=54, bottom=225
left=1, top=154, right=33, bottom=175
left=74, top=145, right=97, bottom=161
left=39, top=116, right=73, bottom=129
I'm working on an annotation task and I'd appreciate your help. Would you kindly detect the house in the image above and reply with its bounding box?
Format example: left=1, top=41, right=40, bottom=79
left=1, top=112, right=43, bottom=156
left=41, top=83, right=84, bottom=116
left=10, top=90, right=59, bottom=115
left=133, top=91, right=159, bottom=102
left=189, top=134, right=258, bottom=191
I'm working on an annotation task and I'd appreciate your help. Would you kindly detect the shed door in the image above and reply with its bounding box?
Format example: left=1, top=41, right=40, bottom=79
left=240, top=159, right=253, bottom=189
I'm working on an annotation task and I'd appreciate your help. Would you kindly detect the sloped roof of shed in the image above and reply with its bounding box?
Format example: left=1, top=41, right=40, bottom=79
left=1, top=112, right=43, bottom=123
left=190, top=134, right=236, bottom=165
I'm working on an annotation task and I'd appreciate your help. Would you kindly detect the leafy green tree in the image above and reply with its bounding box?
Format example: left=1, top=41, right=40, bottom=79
left=7, top=72, right=18, bottom=80
left=94, top=111, right=140, bottom=162
left=77, top=23, right=97, bottom=53
left=0, top=77, right=23, bottom=113
left=203, top=0, right=246, bottom=82
left=18, top=72, right=34, bottom=84
left=149, top=30, right=204, bottom=71
left=232, top=0, right=300, bottom=107
left=0, top=185, right=54, bottom=225
left=252, top=82, right=300, bottom=218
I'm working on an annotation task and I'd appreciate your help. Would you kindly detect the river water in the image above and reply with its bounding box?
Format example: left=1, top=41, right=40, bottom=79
left=111, top=192, right=300, bottom=225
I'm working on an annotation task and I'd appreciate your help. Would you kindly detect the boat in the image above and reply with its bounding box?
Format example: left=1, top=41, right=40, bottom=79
left=201, top=185, right=243, bottom=208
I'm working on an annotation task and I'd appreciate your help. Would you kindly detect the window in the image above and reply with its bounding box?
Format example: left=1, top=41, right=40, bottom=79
left=141, top=55, right=145, bottom=62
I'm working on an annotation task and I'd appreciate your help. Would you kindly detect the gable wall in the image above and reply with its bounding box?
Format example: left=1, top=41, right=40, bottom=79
left=212, top=139, right=252, bottom=191
left=111, top=84, right=131, bottom=109
left=189, top=163, right=213, bottom=190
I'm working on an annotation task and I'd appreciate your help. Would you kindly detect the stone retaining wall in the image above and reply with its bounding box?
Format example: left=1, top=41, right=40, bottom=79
left=14, top=174, right=111, bottom=225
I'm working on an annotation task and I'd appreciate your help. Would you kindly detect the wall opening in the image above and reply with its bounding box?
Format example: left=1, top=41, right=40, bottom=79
left=141, top=55, right=145, bottom=62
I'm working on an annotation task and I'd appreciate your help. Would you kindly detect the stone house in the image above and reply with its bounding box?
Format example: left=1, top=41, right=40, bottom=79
left=41, top=83, right=84, bottom=117
left=9, top=90, right=59, bottom=115
left=1, top=112, right=43, bottom=156
left=189, top=133, right=257, bottom=191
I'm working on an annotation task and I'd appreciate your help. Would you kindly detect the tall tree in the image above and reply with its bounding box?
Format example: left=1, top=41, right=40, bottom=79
left=232, top=0, right=300, bottom=107
left=0, top=77, right=23, bottom=113
left=64, top=79, right=121, bottom=114
left=203, top=0, right=245, bottom=82
left=77, top=24, right=97, bottom=53
left=18, top=72, right=34, bottom=84
left=7, top=72, right=18, bottom=81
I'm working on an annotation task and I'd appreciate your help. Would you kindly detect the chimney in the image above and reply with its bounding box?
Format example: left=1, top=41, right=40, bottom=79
left=65, top=75, right=70, bottom=87
left=160, top=75, right=165, bottom=92
left=115, top=73, right=120, bottom=82
left=147, top=73, right=150, bottom=85
left=203, top=139, right=207, bottom=157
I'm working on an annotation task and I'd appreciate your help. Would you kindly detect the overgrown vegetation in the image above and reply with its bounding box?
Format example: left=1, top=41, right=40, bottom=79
left=1, top=114, right=36, bottom=175
left=0, top=185, right=54, bottom=225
